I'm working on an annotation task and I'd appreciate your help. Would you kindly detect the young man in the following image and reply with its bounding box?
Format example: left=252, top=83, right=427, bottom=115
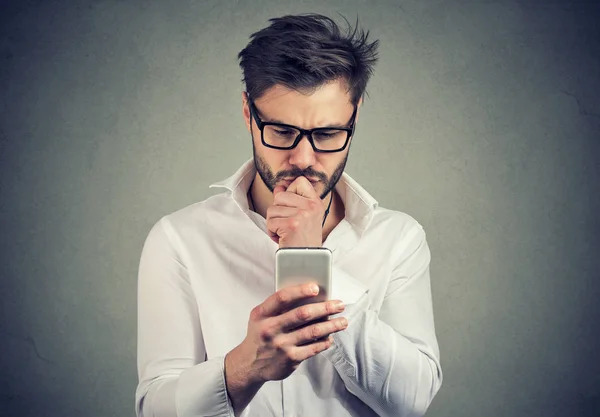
left=136, top=13, right=442, bottom=417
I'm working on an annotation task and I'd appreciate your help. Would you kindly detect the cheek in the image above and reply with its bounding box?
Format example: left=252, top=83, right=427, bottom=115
left=319, top=156, right=342, bottom=175
left=260, top=149, right=289, bottom=171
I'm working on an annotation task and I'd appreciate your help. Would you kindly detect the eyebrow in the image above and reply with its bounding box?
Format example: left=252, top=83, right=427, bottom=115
left=254, top=104, right=354, bottom=129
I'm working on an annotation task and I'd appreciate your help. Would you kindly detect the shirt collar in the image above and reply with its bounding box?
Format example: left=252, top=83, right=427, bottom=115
left=209, top=158, right=379, bottom=235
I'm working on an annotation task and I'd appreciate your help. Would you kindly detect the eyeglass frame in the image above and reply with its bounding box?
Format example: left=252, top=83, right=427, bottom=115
left=247, top=95, right=358, bottom=153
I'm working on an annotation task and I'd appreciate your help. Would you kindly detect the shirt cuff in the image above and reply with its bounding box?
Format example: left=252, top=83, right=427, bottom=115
left=176, top=356, right=235, bottom=417
left=322, top=266, right=370, bottom=382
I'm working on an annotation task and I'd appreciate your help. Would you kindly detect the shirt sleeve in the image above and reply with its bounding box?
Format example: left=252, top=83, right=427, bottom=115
left=321, top=223, right=443, bottom=417
left=135, top=217, right=235, bottom=417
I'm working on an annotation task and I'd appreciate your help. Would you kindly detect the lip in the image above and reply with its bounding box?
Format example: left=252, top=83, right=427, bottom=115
left=281, top=177, right=319, bottom=184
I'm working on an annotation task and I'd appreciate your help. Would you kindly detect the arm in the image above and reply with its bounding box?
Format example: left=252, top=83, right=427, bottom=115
left=135, top=217, right=236, bottom=417
left=321, top=224, right=443, bottom=417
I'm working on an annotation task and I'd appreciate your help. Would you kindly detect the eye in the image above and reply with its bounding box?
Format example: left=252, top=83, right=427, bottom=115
left=314, top=130, right=344, bottom=140
left=274, top=129, right=296, bottom=137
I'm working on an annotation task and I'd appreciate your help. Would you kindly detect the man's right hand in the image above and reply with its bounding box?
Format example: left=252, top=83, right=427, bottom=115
left=244, top=282, right=347, bottom=381
left=224, top=282, right=348, bottom=412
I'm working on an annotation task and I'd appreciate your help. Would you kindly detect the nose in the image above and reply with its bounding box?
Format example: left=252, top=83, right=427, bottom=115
left=288, top=133, right=316, bottom=170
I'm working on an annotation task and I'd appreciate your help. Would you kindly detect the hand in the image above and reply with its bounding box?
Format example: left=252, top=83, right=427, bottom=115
left=266, top=176, right=326, bottom=248
left=230, top=283, right=348, bottom=383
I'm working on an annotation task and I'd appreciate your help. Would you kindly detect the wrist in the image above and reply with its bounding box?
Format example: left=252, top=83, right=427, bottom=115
left=225, top=341, right=264, bottom=390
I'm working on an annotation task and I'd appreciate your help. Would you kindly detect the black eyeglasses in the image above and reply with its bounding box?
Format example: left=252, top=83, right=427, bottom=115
left=248, top=96, right=357, bottom=153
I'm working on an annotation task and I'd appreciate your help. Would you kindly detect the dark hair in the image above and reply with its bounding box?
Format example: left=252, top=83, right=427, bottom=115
left=237, top=13, right=379, bottom=106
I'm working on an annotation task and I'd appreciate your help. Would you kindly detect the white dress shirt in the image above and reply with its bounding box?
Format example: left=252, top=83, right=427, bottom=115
left=135, top=159, right=442, bottom=417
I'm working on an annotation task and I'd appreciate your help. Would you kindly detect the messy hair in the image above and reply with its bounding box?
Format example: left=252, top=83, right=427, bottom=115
left=237, top=13, right=379, bottom=106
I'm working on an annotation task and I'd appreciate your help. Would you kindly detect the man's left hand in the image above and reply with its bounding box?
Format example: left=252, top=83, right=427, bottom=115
left=266, top=176, right=326, bottom=248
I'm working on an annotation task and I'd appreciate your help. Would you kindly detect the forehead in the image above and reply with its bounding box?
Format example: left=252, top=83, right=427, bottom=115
left=253, top=80, right=355, bottom=128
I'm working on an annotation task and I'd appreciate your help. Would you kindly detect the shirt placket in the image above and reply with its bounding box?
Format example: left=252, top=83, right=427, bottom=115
left=281, top=378, right=296, bottom=417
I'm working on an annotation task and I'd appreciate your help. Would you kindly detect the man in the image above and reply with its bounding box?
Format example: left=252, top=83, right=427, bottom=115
left=136, top=13, right=442, bottom=417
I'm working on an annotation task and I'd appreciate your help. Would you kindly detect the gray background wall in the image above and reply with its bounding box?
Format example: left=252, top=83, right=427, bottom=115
left=1, top=0, right=598, bottom=416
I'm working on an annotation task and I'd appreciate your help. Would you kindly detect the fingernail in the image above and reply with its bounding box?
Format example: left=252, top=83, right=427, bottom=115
left=335, top=301, right=345, bottom=310
left=310, top=284, right=319, bottom=294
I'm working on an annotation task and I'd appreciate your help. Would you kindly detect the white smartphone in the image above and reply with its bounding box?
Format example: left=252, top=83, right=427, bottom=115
left=275, top=247, right=332, bottom=309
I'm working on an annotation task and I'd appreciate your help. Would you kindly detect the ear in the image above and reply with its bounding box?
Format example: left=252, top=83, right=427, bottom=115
left=242, top=91, right=251, bottom=132
left=355, top=96, right=363, bottom=123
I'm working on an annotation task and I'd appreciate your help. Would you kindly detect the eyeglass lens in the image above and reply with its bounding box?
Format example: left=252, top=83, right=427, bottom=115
left=263, top=125, right=348, bottom=151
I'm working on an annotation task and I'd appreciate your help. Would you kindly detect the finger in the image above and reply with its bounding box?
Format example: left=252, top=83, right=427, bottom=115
left=266, top=205, right=299, bottom=220
left=287, top=176, right=318, bottom=198
left=273, top=185, right=286, bottom=196
left=273, top=190, right=311, bottom=209
left=287, top=336, right=334, bottom=362
left=291, top=317, right=348, bottom=347
left=279, top=300, right=346, bottom=332
left=257, top=283, right=320, bottom=318
left=267, top=217, right=300, bottom=240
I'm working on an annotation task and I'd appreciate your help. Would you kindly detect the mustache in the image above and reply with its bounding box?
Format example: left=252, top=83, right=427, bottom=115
left=275, top=168, right=327, bottom=182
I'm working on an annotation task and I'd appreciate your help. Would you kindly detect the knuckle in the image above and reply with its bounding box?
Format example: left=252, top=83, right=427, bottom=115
left=272, top=336, right=285, bottom=350
left=276, top=290, right=290, bottom=304
left=310, top=324, right=322, bottom=339
left=286, top=348, right=300, bottom=363
left=288, top=218, right=299, bottom=231
left=259, top=324, right=275, bottom=341
left=296, top=306, right=311, bottom=321
left=250, top=305, right=263, bottom=321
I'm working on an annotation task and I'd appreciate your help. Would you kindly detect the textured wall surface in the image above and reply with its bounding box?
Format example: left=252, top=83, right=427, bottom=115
left=1, top=1, right=598, bottom=416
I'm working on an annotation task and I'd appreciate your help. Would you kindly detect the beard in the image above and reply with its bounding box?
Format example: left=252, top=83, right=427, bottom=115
left=251, top=132, right=350, bottom=200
